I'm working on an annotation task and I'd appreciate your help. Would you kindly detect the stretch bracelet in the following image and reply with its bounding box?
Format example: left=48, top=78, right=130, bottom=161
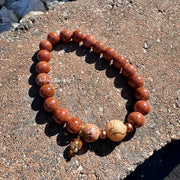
left=35, top=29, right=151, bottom=156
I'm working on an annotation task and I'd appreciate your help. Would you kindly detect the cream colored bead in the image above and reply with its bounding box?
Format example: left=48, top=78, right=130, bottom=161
left=105, top=120, right=127, bottom=142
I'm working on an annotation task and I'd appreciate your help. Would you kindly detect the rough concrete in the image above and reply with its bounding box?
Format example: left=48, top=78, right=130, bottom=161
left=0, top=0, right=179, bottom=179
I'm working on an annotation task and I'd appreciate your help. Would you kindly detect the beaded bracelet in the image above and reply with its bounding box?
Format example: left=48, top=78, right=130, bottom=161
left=35, top=29, right=151, bottom=156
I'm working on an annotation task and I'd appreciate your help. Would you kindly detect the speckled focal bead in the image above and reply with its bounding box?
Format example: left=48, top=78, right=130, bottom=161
left=128, top=112, right=145, bottom=128
left=82, top=124, right=100, bottom=142
left=43, top=97, right=59, bottom=113
left=39, top=40, right=52, bottom=52
left=36, top=61, right=50, bottom=74
left=103, top=47, right=116, bottom=61
left=37, top=50, right=51, bottom=62
left=72, top=30, right=84, bottom=43
left=60, top=29, right=72, bottom=43
left=122, top=64, right=136, bottom=78
left=67, top=117, right=82, bottom=134
left=53, top=108, right=70, bottom=124
left=36, top=73, right=50, bottom=86
left=113, top=55, right=127, bottom=69
left=105, top=120, right=127, bottom=142
left=135, top=87, right=150, bottom=100
left=93, top=41, right=106, bottom=54
left=39, top=84, right=54, bottom=98
left=83, top=35, right=95, bottom=48
left=47, top=32, right=60, bottom=45
left=128, top=74, right=144, bottom=89
left=134, top=100, right=150, bottom=115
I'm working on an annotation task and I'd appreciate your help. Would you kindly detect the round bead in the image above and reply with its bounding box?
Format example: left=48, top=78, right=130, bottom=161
left=36, top=73, right=50, bottom=86
left=72, top=30, right=84, bottom=43
left=113, top=55, right=127, bottom=69
left=66, top=117, right=82, bottom=134
left=125, top=122, right=134, bottom=133
left=103, top=47, right=116, bottom=61
left=82, top=124, right=100, bottom=143
left=135, top=87, right=150, bottom=100
left=122, top=64, right=136, bottom=78
left=105, top=120, right=127, bottom=142
left=134, top=100, right=150, bottom=115
left=36, top=61, right=50, bottom=74
left=92, top=41, right=106, bottom=54
left=43, top=97, right=59, bottom=113
left=47, top=32, right=60, bottom=45
left=99, top=130, right=107, bottom=139
left=53, top=108, right=70, bottom=124
left=128, top=112, right=145, bottom=128
left=60, top=29, right=72, bottom=43
left=129, top=74, right=144, bottom=89
left=39, top=40, right=52, bottom=51
left=83, top=35, right=95, bottom=48
left=37, top=50, right=51, bottom=62
left=39, top=84, right=54, bottom=98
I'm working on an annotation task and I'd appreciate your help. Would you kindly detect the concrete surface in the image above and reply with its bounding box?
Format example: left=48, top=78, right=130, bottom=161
left=0, top=0, right=179, bottom=179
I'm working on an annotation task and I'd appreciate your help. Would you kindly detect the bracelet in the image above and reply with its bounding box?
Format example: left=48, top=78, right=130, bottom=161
left=35, top=29, right=151, bottom=156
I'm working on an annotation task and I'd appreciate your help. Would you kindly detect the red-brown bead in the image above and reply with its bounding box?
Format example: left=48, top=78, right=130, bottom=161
left=125, top=122, right=134, bottom=133
left=113, top=55, right=127, bottom=69
left=39, top=84, right=54, bottom=98
left=128, top=112, right=145, bottom=128
left=92, top=41, right=106, bottom=54
left=103, top=47, right=116, bottom=61
left=83, top=35, right=95, bottom=48
left=134, top=100, right=150, bottom=115
left=53, top=108, right=70, bottom=124
left=72, top=30, right=84, bottom=43
left=47, top=32, right=60, bottom=45
left=36, top=61, right=50, bottom=74
left=99, top=130, right=107, bottom=139
left=60, top=29, right=72, bottom=43
left=36, top=73, right=50, bottom=86
left=39, top=40, right=52, bottom=51
left=37, top=50, right=51, bottom=62
left=129, top=74, right=144, bottom=89
left=44, top=97, right=59, bottom=113
left=66, top=117, right=82, bottom=134
left=135, top=87, right=150, bottom=100
left=122, top=64, right=136, bottom=78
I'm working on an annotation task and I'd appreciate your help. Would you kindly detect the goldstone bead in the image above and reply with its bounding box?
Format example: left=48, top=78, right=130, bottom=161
left=105, top=120, right=127, bottom=142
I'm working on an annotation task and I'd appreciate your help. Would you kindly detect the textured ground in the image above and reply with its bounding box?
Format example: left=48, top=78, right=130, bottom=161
left=0, top=0, right=179, bottom=179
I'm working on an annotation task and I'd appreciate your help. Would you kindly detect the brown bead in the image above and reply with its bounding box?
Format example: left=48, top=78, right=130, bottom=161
left=113, top=55, right=127, bottom=69
left=60, top=29, right=72, bottom=43
left=72, top=30, right=84, bottom=43
left=44, top=97, right=59, bottom=113
left=66, top=117, right=82, bottom=134
left=134, top=100, right=150, bottom=115
left=103, top=47, right=116, bottom=61
left=99, top=130, right=107, bottom=139
left=135, top=87, right=150, bottom=100
left=105, top=120, right=127, bottom=142
left=53, top=108, right=70, bottom=124
left=129, top=74, right=144, bottom=89
left=36, top=73, right=50, bottom=86
left=125, top=122, right=134, bottom=133
left=82, top=124, right=100, bottom=142
left=37, top=50, right=51, bottom=62
left=36, top=61, right=50, bottom=74
left=39, top=84, right=54, bottom=98
left=122, top=64, right=136, bottom=78
left=92, top=41, right=106, bottom=54
left=83, top=35, right=95, bottom=48
left=39, top=40, right=52, bottom=51
left=128, top=112, right=145, bottom=128
left=47, top=32, right=60, bottom=45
